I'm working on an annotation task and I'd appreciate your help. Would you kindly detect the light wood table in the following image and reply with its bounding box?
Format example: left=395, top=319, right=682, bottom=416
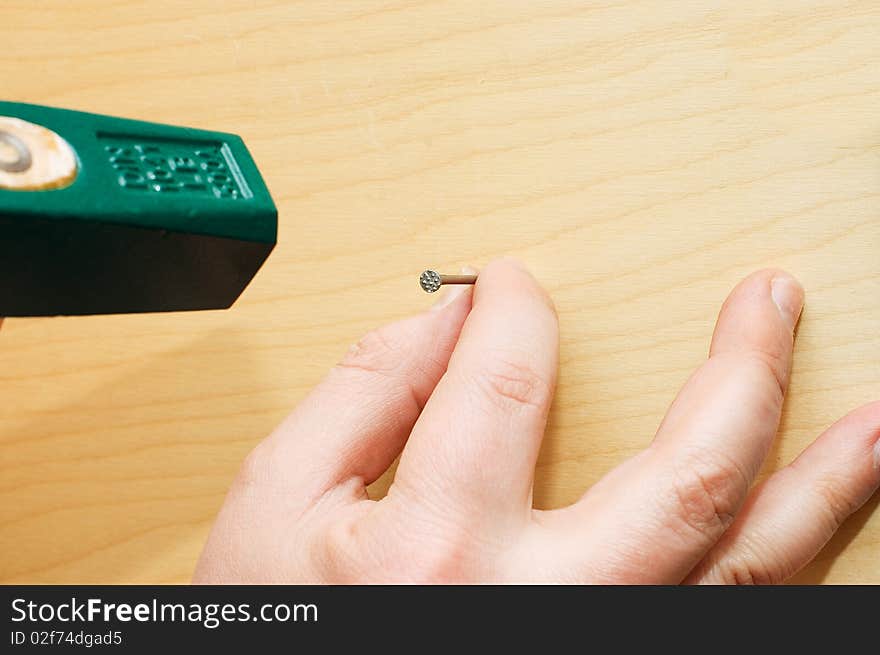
left=1, top=1, right=878, bottom=584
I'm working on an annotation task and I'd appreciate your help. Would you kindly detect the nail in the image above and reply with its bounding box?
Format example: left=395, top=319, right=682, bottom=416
left=873, top=438, right=880, bottom=473
left=770, top=276, right=804, bottom=331
left=420, top=269, right=478, bottom=294
left=430, top=266, right=477, bottom=310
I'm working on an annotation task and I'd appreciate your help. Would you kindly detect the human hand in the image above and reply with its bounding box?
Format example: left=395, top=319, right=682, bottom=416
left=194, top=260, right=880, bottom=583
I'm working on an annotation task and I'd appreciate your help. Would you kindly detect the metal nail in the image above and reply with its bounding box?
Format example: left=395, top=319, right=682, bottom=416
left=419, top=269, right=477, bottom=293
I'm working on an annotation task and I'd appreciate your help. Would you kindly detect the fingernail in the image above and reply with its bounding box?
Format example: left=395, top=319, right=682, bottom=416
left=770, top=276, right=804, bottom=331
left=873, top=438, right=880, bottom=473
left=430, top=266, right=477, bottom=311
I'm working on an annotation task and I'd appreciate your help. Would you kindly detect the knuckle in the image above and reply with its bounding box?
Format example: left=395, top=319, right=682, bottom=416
left=316, top=515, right=375, bottom=582
left=532, top=283, right=558, bottom=319
left=709, top=540, right=796, bottom=585
left=312, top=490, right=486, bottom=583
left=339, top=327, right=402, bottom=376
left=335, top=326, right=424, bottom=409
left=814, top=477, right=858, bottom=532
left=728, top=565, right=759, bottom=585
left=406, top=536, right=472, bottom=583
left=405, top=521, right=497, bottom=583
left=236, top=440, right=274, bottom=488
left=386, top=501, right=486, bottom=582
left=712, top=352, right=786, bottom=411
left=733, top=352, right=787, bottom=403
left=721, top=560, right=767, bottom=585
left=473, top=352, right=552, bottom=411
left=664, top=449, right=749, bottom=543
left=235, top=437, right=306, bottom=493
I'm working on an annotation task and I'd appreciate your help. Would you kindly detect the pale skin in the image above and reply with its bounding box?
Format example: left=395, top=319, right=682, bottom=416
left=191, top=260, right=880, bottom=583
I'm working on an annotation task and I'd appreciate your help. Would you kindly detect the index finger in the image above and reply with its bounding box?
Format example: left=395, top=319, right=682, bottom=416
left=392, top=259, right=559, bottom=525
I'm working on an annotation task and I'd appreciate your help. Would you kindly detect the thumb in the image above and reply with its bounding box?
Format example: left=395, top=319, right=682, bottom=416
left=240, top=283, right=474, bottom=500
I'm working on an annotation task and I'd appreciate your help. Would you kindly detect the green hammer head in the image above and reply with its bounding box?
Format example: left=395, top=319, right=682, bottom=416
left=0, top=101, right=277, bottom=316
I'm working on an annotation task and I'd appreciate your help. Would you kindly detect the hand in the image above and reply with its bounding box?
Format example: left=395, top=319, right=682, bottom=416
left=194, top=260, right=880, bottom=583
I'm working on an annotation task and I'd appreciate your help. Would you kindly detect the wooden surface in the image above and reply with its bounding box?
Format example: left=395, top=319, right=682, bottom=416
left=1, top=0, right=878, bottom=584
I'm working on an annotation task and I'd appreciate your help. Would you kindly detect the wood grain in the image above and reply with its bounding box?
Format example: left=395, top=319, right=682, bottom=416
left=1, top=0, right=878, bottom=584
